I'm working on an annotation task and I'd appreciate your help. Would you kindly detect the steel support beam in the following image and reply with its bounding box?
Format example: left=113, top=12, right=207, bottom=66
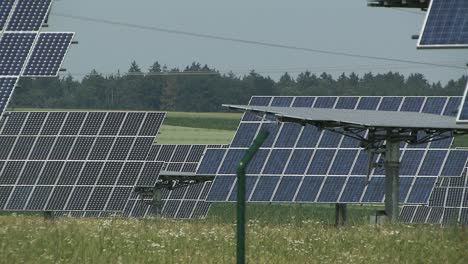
left=384, top=139, right=400, bottom=222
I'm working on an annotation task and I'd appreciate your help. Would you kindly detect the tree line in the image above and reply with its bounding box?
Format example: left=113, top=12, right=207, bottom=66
left=10, top=61, right=468, bottom=112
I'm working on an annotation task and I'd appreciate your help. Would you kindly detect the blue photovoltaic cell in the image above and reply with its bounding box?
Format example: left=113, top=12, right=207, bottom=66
left=318, top=131, right=342, bottom=148
left=335, top=97, right=358, bottom=109
left=271, top=97, right=293, bottom=107
left=0, top=33, right=36, bottom=75
left=314, top=97, right=336, bottom=108
left=228, top=176, right=258, bottom=201
left=329, top=149, right=358, bottom=175
left=249, top=96, right=271, bottom=106
left=407, top=177, right=436, bottom=204
left=196, top=149, right=226, bottom=175
left=340, top=177, right=366, bottom=202
left=285, top=149, right=314, bottom=175
left=419, top=0, right=468, bottom=47
left=218, top=149, right=244, bottom=174
left=400, top=97, right=425, bottom=112
left=400, top=150, right=424, bottom=175
left=441, top=150, right=468, bottom=176
left=378, top=97, right=403, bottom=111
left=0, top=0, right=15, bottom=30
left=0, top=78, right=17, bottom=114
left=295, top=177, right=324, bottom=202
left=444, top=97, right=461, bottom=116
left=24, top=33, right=74, bottom=77
left=263, top=149, right=291, bottom=174
left=273, top=176, right=302, bottom=201
left=356, top=97, right=380, bottom=110
left=351, top=151, right=373, bottom=175
left=7, top=0, right=52, bottom=31
left=418, top=150, right=447, bottom=176
left=446, top=188, right=463, bottom=207
left=292, top=97, right=315, bottom=107
left=295, top=125, right=320, bottom=148
left=275, top=123, right=301, bottom=147
left=317, top=177, right=346, bottom=202
left=362, top=177, right=385, bottom=203
left=251, top=176, right=280, bottom=201
left=399, top=177, right=413, bottom=202
left=246, top=149, right=269, bottom=174
left=206, top=176, right=235, bottom=201
left=307, top=149, right=335, bottom=175
left=422, top=97, right=446, bottom=114
left=230, top=123, right=259, bottom=147
left=6, top=186, right=32, bottom=210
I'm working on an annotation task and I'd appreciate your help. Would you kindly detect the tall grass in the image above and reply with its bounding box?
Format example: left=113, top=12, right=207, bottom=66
left=1, top=205, right=467, bottom=263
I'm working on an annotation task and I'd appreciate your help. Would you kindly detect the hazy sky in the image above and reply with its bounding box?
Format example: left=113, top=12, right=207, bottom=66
left=47, top=0, right=468, bottom=84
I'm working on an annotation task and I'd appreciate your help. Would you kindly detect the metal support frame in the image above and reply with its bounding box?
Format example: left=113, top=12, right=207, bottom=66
left=335, top=203, right=347, bottom=226
left=384, top=136, right=400, bottom=222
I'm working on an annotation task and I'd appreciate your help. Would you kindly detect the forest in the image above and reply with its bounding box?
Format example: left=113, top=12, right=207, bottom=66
left=10, top=61, right=468, bottom=112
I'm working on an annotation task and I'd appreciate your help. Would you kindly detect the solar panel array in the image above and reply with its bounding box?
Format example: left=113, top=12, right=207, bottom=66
left=418, top=0, right=468, bottom=48
left=204, top=96, right=465, bottom=205
left=400, top=171, right=468, bottom=225
left=147, top=144, right=228, bottom=173
left=0, top=111, right=166, bottom=213
left=0, top=0, right=75, bottom=116
left=125, top=181, right=213, bottom=219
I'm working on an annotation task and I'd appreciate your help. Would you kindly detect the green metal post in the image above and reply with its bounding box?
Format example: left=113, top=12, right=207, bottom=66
left=236, top=130, right=269, bottom=264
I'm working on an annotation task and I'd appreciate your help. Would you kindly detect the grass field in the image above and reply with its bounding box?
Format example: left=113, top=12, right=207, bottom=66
left=1, top=204, right=467, bottom=263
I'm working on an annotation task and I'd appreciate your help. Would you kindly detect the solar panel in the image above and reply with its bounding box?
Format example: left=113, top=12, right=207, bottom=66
left=0, top=33, right=36, bottom=75
left=418, top=0, right=468, bottom=48
left=401, top=169, right=468, bottom=225
left=0, top=111, right=166, bottom=213
left=6, top=0, right=53, bottom=31
left=23, top=32, right=74, bottom=76
left=206, top=96, right=463, bottom=205
left=124, top=181, right=212, bottom=219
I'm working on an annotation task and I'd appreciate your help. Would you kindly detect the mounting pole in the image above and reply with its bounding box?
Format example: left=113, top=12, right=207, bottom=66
left=384, top=135, right=400, bottom=222
left=236, top=130, right=269, bottom=264
left=153, top=188, right=163, bottom=216
left=335, top=203, right=347, bottom=226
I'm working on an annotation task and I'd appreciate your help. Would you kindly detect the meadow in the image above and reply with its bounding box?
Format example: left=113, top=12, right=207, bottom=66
left=0, top=204, right=467, bottom=263
left=1, top=111, right=468, bottom=263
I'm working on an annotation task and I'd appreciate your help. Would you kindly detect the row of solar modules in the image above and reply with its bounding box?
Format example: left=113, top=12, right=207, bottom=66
left=0, top=111, right=166, bottom=214
left=400, top=173, right=468, bottom=225
left=54, top=183, right=212, bottom=219
left=124, top=181, right=212, bottom=219
left=418, top=0, right=468, bottom=48
left=203, top=96, right=465, bottom=205
left=146, top=144, right=228, bottom=172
